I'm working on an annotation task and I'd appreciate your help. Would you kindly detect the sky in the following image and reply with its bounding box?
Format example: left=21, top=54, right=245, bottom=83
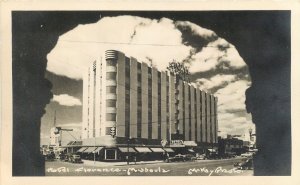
left=41, top=15, right=255, bottom=145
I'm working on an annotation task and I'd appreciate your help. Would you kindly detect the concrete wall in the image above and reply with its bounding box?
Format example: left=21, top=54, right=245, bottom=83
left=151, top=68, right=158, bottom=139
left=116, top=52, right=126, bottom=137
left=196, top=89, right=201, bottom=142
left=201, top=91, right=207, bottom=143
left=184, top=82, right=189, bottom=141
left=161, top=71, right=167, bottom=140
left=190, top=86, right=196, bottom=141
left=130, top=58, right=138, bottom=138
left=141, top=63, right=148, bottom=139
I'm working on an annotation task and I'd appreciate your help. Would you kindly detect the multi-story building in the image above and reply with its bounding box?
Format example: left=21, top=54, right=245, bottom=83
left=80, top=50, right=218, bottom=161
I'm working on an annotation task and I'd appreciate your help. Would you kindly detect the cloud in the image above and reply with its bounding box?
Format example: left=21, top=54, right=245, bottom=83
left=47, top=16, right=244, bottom=79
left=46, top=15, right=254, bottom=138
left=196, top=74, right=236, bottom=90
left=52, top=94, right=82, bottom=106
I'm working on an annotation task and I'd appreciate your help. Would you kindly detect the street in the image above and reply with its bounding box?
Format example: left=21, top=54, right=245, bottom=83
left=45, top=157, right=253, bottom=176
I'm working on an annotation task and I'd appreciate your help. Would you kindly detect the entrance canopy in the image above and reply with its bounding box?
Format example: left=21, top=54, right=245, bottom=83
left=118, top=147, right=136, bottom=153
left=77, top=147, right=88, bottom=153
left=83, top=147, right=97, bottom=153
left=150, top=148, right=165, bottom=153
left=94, top=147, right=103, bottom=154
left=183, top=141, right=198, bottom=147
left=208, top=149, right=217, bottom=153
left=188, top=149, right=195, bottom=153
left=135, top=147, right=152, bottom=153
left=163, top=148, right=175, bottom=153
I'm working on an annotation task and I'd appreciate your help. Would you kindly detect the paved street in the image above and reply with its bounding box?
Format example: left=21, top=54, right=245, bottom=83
left=46, top=157, right=253, bottom=176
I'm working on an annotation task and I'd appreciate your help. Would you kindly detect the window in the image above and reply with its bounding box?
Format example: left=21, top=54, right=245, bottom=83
left=106, top=86, right=116, bottom=93
left=125, top=70, right=130, bottom=77
left=105, top=149, right=116, bottom=160
left=106, top=72, right=117, bottom=80
left=106, top=99, right=116, bottom=107
left=106, top=113, right=116, bottom=121
left=137, top=62, right=141, bottom=69
left=105, top=127, right=112, bottom=135
left=107, top=60, right=116, bottom=66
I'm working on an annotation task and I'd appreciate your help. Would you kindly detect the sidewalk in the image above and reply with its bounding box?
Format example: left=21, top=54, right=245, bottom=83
left=82, top=159, right=165, bottom=167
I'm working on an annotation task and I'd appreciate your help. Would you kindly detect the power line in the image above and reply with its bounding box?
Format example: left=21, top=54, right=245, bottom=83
left=59, top=39, right=235, bottom=49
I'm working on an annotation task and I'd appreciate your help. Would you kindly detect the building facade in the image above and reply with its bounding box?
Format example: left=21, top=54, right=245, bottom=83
left=81, top=50, right=218, bottom=161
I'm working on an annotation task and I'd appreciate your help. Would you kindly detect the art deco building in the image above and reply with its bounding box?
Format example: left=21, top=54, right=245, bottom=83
left=81, top=50, right=218, bottom=160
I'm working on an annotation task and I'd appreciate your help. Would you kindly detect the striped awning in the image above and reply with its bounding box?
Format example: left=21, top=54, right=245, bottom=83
left=83, top=147, right=97, bottom=153
left=135, top=147, right=152, bottom=153
left=163, top=148, right=175, bottom=153
left=188, top=149, right=195, bottom=153
left=77, top=147, right=88, bottom=153
left=208, top=149, right=217, bottom=152
left=94, top=147, right=103, bottom=153
left=118, top=147, right=136, bottom=153
left=150, top=148, right=165, bottom=153
left=183, top=141, right=198, bottom=146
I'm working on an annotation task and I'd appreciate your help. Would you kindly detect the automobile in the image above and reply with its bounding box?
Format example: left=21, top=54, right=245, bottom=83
left=59, top=153, right=66, bottom=160
left=69, top=154, right=82, bottom=163
left=169, top=154, right=185, bottom=162
left=240, top=152, right=253, bottom=158
left=234, top=158, right=253, bottom=170
left=45, top=152, right=55, bottom=161
left=206, top=153, right=220, bottom=160
left=64, top=154, right=72, bottom=162
left=184, top=154, right=197, bottom=161
left=196, top=154, right=206, bottom=160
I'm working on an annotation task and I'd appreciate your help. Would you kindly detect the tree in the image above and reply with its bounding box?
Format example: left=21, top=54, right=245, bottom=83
left=167, top=59, right=190, bottom=82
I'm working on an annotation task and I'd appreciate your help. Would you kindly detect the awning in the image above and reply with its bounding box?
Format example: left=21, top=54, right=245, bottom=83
left=77, top=147, right=88, bottom=153
left=58, top=148, right=66, bottom=152
left=208, top=149, right=217, bottom=152
left=183, top=141, right=198, bottom=147
left=150, top=148, right=165, bottom=153
left=135, top=147, right=152, bottom=153
left=163, top=148, right=175, bottom=153
left=94, top=147, right=103, bottom=153
left=118, top=147, right=136, bottom=153
left=83, top=147, right=97, bottom=153
left=188, top=149, right=195, bottom=153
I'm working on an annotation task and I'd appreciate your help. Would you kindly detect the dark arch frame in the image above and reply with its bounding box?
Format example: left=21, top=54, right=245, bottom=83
left=12, top=11, right=290, bottom=176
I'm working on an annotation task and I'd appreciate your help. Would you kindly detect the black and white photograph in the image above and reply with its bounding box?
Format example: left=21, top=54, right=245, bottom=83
left=1, top=1, right=300, bottom=184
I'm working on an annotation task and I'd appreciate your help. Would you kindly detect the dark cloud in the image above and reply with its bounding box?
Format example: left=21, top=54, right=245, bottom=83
left=45, top=71, right=82, bottom=100
left=174, top=21, right=218, bottom=53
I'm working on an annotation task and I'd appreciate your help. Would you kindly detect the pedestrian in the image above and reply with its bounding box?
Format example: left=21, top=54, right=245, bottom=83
left=134, top=155, right=137, bottom=164
left=166, top=152, right=170, bottom=163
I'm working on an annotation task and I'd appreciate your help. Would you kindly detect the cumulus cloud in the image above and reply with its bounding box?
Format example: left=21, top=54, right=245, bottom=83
left=47, top=15, right=253, bottom=137
left=196, top=74, right=236, bottom=90
left=52, top=94, right=82, bottom=106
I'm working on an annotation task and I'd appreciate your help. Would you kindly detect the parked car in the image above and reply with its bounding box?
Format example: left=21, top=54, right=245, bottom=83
left=241, top=152, right=253, bottom=158
left=196, top=154, right=206, bottom=160
left=69, top=154, right=82, bottom=163
left=169, top=154, right=185, bottom=162
left=234, top=158, right=253, bottom=170
left=184, top=154, right=197, bottom=161
left=45, top=152, right=55, bottom=161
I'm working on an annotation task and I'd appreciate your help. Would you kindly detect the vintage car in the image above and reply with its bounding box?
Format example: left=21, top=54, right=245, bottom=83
left=69, top=154, right=82, bottom=163
left=234, top=158, right=253, bottom=170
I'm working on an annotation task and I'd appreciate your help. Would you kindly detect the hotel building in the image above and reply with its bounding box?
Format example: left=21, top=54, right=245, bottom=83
left=80, top=50, right=218, bottom=161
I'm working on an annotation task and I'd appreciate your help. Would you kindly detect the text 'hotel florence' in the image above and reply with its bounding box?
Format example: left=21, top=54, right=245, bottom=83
left=81, top=50, right=218, bottom=161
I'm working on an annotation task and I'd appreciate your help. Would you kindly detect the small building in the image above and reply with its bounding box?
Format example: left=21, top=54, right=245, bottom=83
left=218, top=136, right=244, bottom=157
